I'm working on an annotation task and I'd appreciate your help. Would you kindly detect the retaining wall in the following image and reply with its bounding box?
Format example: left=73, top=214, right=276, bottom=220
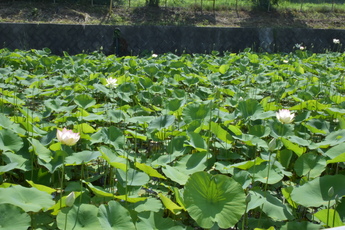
left=0, top=23, right=344, bottom=55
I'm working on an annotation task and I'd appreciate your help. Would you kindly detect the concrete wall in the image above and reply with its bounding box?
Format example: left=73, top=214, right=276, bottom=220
left=0, top=23, right=344, bottom=55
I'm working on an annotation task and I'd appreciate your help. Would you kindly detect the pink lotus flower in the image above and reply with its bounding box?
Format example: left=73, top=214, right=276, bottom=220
left=56, top=128, right=80, bottom=146
left=276, top=109, right=295, bottom=124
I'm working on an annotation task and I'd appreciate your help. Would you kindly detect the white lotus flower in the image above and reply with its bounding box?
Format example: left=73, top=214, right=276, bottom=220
left=333, top=38, right=340, bottom=44
left=276, top=109, right=295, bottom=124
left=106, top=77, right=118, bottom=88
left=152, top=54, right=158, bottom=58
left=56, top=128, right=80, bottom=146
left=65, top=192, right=75, bottom=207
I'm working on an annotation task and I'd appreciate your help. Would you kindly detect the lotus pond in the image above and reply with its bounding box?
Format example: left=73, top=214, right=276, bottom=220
left=0, top=48, right=345, bottom=230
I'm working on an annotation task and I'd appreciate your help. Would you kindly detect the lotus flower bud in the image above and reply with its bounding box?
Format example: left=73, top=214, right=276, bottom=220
left=268, top=138, right=277, bottom=152
left=65, top=192, right=75, bottom=207
left=328, top=187, right=334, bottom=198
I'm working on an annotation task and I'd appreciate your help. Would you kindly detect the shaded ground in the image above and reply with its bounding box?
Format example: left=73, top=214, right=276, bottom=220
left=0, top=1, right=345, bottom=29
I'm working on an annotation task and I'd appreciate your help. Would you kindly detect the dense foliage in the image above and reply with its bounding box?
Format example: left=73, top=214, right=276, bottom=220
left=0, top=48, right=345, bottom=229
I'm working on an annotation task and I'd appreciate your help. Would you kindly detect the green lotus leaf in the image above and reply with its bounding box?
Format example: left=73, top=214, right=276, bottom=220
left=325, top=142, right=345, bottom=163
left=98, top=146, right=128, bottom=171
left=182, top=102, right=211, bottom=123
left=135, top=162, right=166, bottom=179
left=98, top=200, right=136, bottom=230
left=303, top=119, right=330, bottom=134
left=237, top=99, right=263, bottom=120
left=184, top=171, right=246, bottom=229
left=162, top=165, right=189, bottom=185
left=0, top=162, right=18, bottom=175
left=0, top=185, right=54, bottom=212
left=29, top=138, right=53, bottom=163
left=136, top=211, right=185, bottom=230
left=248, top=162, right=284, bottom=184
left=144, top=64, right=159, bottom=75
left=186, top=131, right=207, bottom=151
left=313, top=209, right=343, bottom=228
left=249, top=189, right=294, bottom=221
left=148, top=115, right=175, bottom=131
left=65, top=150, right=101, bottom=165
left=57, top=204, right=102, bottom=230
left=0, top=113, right=26, bottom=136
left=74, top=94, right=96, bottom=109
left=294, top=152, right=326, bottom=178
left=0, top=129, right=23, bottom=152
left=270, top=121, right=294, bottom=138
left=291, top=174, right=345, bottom=207
left=116, top=168, right=150, bottom=186
left=280, top=221, right=321, bottom=230
left=90, top=126, right=125, bottom=149
left=132, top=198, right=163, bottom=213
left=0, top=203, right=31, bottom=230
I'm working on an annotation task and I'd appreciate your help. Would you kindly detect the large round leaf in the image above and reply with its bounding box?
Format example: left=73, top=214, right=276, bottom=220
left=237, top=99, right=263, bottom=120
left=136, top=211, right=183, bottom=230
left=183, top=171, right=246, bottom=228
left=65, top=150, right=101, bottom=165
left=98, top=201, right=135, bottom=230
left=294, top=152, right=326, bottom=178
left=148, top=115, right=175, bottom=131
left=57, top=204, right=102, bottom=230
left=0, top=185, right=54, bottom=212
left=116, top=168, right=150, bottom=186
left=74, top=94, right=96, bottom=109
left=0, top=129, right=23, bottom=152
left=0, top=203, right=31, bottom=230
left=291, top=174, right=345, bottom=207
left=182, top=102, right=210, bottom=123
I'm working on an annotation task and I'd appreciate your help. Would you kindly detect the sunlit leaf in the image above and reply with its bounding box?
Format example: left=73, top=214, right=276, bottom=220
left=294, top=152, right=326, bottom=178
left=158, top=193, right=184, bottom=215
left=184, top=171, right=246, bottom=229
left=135, top=162, right=166, bottom=179
left=291, top=174, right=345, bottom=207
left=0, top=129, right=23, bottom=152
left=0, top=203, right=31, bottom=230
left=0, top=185, right=54, bottom=212
left=74, top=94, right=96, bottom=109
left=57, top=204, right=102, bottom=230
left=313, top=209, right=343, bottom=227
left=98, top=200, right=136, bottom=230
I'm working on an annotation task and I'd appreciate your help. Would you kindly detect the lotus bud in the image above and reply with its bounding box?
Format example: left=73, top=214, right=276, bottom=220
left=245, top=194, right=251, bottom=203
left=268, top=138, right=277, bottom=152
left=328, top=187, right=334, bottom=198
left=276, top=109, right=295, bottom=124
left=56, top=128, right=80, bottom=146
left=65, top=192, right=75, bottom=207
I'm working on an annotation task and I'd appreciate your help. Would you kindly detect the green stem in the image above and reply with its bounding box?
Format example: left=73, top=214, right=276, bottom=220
left=242, top=199, right=249, bottom=230
left=264, top=152, right=272, bottom=192
left=60, top=160, right=65, bottom=209
left=327, top=200, right=331, bottom=227
left=64, top=212, right=68, bottom=230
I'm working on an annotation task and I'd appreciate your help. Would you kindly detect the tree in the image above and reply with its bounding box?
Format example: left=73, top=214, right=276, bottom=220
left=146, top=0, right=159, bottom=7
